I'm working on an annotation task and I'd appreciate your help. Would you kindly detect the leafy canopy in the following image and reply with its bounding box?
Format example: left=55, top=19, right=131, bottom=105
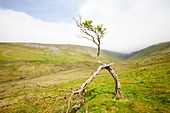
left=82, top=20, right=107, bottom=38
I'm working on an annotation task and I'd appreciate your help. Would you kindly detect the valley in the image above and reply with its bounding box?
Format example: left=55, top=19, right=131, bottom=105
left=0, top=42, right=169, bottom=112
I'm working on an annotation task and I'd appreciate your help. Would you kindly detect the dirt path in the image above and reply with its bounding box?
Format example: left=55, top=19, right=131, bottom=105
left=2, top=49, right=12, bottom=57
left=0, top=67, right=93, bottom=95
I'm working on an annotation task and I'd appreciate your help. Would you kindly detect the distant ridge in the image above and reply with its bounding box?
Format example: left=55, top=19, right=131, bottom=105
left=101, top=50, right=131, bottom=59
left=102, top=41, right=170, bottom=59
left=0, top=41, right=169, bottom=60
left=129, top=41, right=170, bottom=59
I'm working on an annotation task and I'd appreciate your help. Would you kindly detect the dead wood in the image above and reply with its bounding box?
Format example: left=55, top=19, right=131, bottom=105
left=66, top=63, right=124, bottom=112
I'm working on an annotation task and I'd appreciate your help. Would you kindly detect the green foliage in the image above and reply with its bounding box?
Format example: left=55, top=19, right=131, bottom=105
left=82, top=20, right=107, bottom=38
left=82, top=20, right=93, bottom=30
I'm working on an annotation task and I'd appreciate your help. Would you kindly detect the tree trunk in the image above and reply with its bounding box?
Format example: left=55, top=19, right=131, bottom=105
left=66, top=63, right=124, bottom=113
left=80, top=65, right=104, bottom=89
left=105, top=66, right=124, bottom=98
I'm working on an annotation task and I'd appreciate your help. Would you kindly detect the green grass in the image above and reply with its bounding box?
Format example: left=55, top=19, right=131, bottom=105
left=131, top=41, right=170, bottom=59
left=0, top=43, right=169, bottom=112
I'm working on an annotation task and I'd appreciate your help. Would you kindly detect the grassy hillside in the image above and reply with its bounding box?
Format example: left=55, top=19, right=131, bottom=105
left=0, top=42, right=170, bottom=112
left=103, top=41, right=170, bottom=60
left=0, top=43, right=118, bottom=83
left=0, top=43, right=115, bottom=62
left=130, top=41, right=170, bottom=59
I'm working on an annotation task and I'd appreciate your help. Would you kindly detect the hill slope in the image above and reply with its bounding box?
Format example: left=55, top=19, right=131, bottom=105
left=0, top=43, right=119, bottom=83
left=0, top=43, right=116, bottom=62
left=0, top=41, right=169, bottom=62
left=130, top=41, right=170, bottom=59
left=102, top=41, right=170, bottom=59
left=0, top=42, right=170, bottom=112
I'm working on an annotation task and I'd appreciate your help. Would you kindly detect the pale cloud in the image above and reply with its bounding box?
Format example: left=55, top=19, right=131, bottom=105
left=0, top=8, right=90, bottom=45
left=80, top=0, right=170, bottom=53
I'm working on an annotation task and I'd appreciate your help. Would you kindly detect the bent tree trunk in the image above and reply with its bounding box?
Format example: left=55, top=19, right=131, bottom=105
left=105, top=66, right=124, bottom=98
left=66, top=63, right=124, bottom=113
left=79, top=63, right=123, bottom=98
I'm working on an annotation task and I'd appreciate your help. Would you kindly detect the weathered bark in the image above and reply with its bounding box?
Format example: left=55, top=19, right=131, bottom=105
left=105, top=66, right=124, bottom=98
left=80, top=63, right=124, bottom=98
left=66, top=64, right=104, bottom=113
left=80, top=64, right=104, bottom=89
left=66, top=63, right=124, bottom=113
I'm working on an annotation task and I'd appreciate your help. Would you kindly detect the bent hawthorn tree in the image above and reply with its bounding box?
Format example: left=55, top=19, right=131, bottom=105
left=66, top=17, right=124, bottom=113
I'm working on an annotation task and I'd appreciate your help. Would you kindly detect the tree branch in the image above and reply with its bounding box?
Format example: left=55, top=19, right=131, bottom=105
left=73, top=17, right=99, bottom=46
left=76, top=35, right=94, bottom=42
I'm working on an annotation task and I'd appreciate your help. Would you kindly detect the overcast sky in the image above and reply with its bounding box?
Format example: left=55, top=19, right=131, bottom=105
left=0, top=0, right=170, bottom=53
